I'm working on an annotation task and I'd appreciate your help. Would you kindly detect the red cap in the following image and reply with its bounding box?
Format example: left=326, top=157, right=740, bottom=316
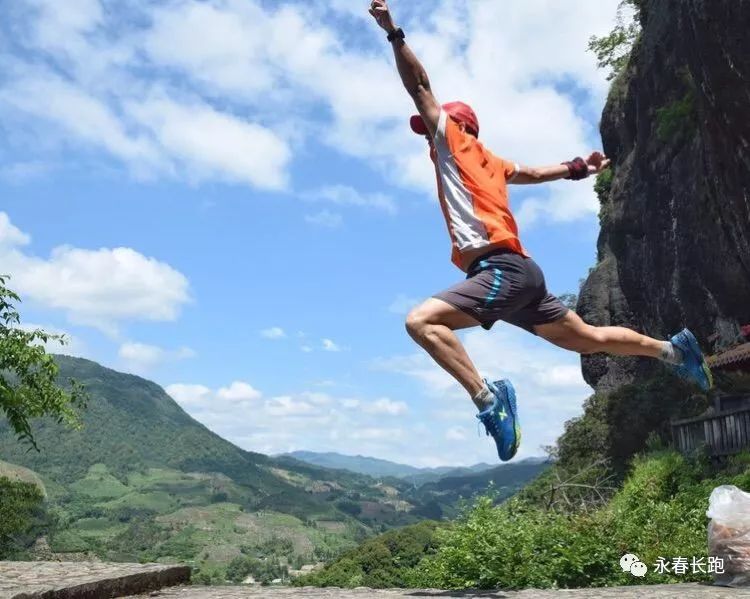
left=410, top=101, right=479, bottom=137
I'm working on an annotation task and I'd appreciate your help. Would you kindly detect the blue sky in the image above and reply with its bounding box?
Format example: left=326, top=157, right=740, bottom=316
left=0, top=0, right=621, bottom=467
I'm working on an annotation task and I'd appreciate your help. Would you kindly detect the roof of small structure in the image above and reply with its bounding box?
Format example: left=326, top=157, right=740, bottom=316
left=708, top=342, right=750, bottom=370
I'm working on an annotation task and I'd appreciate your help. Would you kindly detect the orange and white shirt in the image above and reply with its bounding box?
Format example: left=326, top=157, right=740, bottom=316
left=431, top=109, right=528, bottom=270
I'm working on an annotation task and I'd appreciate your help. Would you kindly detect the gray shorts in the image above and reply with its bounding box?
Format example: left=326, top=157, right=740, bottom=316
left=433, top=250, right=569, bottom=333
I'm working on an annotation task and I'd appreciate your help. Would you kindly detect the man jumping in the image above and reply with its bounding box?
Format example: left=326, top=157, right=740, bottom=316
left=369, top=0, right=713, bottom=461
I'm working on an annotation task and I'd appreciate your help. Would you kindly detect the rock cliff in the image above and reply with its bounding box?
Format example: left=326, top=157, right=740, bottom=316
left=578, top=0, right=750, bottom=390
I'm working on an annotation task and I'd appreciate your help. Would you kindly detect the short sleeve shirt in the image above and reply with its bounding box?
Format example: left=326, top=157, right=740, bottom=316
left=431, top=109, right=528, bottom=269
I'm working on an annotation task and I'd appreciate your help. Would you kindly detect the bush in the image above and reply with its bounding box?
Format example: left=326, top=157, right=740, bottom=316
left=556, top=373, right=707, bottom=474
left=594, top=169, right=614, bottom=226
left=297, top=520, right=442, bottom=588
left=410, top=497, right=615, bottom=590
left=0, top=477, right=45, bottom=558
left=656, top=90, right=696, bottom=142
left=411, top=452, right=749, bottom=590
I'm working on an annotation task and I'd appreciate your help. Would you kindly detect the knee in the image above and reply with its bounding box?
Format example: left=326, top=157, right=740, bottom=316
left=406, top=305, right=442, bottom=342
left=405, top=308, right=429, bottom=340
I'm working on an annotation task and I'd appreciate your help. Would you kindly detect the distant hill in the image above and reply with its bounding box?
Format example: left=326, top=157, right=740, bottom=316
left=283, top=451, right=550, bottom=520
left=0, top=356, right=549, bottom=579
left=282, top=451, right=495, bottom=483
left=0, top=357, right=431, bottom=576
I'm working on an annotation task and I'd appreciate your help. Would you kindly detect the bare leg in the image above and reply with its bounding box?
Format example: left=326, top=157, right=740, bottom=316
left=534, top=310, right=665, bottom=358
left=405, top=298, right=486, bottom=407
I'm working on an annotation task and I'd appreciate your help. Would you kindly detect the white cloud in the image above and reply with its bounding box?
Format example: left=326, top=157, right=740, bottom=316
left=118, top=341, right=195, bottom=373
left=371, top=353, right=456, bottom=395
left=388, top=294, right=421, bottom=315
left=0, top=212, right=30, bottom=247
left=303, top=186, right=397, bottom=215
left=515, top=179, right=599, bottom=229
left=0, top=161, right=54, bottom=184
left=16, top=322, right=87, bottom=357
left=348, top=427, right=405, bottom=441
left=217, top=381, right=262, bottom=402
left=362, top=398, right=408, bottom=416
left=321, top=338, right=341, bottom=352
left=446, top=426, right=467, bottom=441
left=1, top=0, right=619, bottom=226
left=305, top=210, right=343, bottom=229
left=260, top=327, right=286, bottom=339
left=0, top=72, right=162, bottom=170
left=299, top=392, right=333, bottom=406
left=142, top=1, right=275, bottom=99
left=373, top=324, right=592, bottom=459
left=0, top=212, right=190, bottom=334
left=127, top=96, right=291, bottom=190
left=265, top=396, right=315, bottom=417
left=163, top=379, right=418, bottom=459
left=166, top=383, right=212, bottom=406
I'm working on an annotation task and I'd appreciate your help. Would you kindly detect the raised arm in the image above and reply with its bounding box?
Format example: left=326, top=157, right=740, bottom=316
left=512, top=152, right=611, bottom=184
left=369, top=0, right=440, bottom=136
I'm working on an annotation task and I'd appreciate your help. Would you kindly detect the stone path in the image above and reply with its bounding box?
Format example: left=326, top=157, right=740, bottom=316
left=129, top=584, right=750, bottom=598
left=0, top=562, right=190, bottom=599
left=3, top=562, right=750, bottom=599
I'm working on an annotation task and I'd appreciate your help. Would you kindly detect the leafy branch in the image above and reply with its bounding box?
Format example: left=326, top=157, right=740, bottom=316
left=588, top=0, right=642, bottom=80
left=0, top=275, right=86, bottom=449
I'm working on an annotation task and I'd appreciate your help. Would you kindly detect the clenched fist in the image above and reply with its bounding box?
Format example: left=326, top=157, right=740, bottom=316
left=369, top=0, right=396, bottom=32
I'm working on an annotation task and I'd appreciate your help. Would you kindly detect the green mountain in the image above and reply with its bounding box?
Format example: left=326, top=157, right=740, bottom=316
left=0, top=356, right=549, bottom=581
left=0, top=356, right=429, bottom=578
left=405, top=459, right=550, bottom=519
left=282, top=450, right=495, bottom=483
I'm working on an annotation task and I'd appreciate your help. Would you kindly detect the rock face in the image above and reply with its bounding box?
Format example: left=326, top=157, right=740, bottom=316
left=579, top=0, right=750, bottom=390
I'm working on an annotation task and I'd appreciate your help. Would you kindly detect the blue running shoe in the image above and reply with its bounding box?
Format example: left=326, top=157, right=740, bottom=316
left=476, top=379, right=521, bottom=461
left=669, top=328, right=714, bottom=391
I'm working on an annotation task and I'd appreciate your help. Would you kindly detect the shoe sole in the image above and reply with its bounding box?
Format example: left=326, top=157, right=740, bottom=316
left=499, top=379, right=520, bottom=460
left=682, top=329, right=714, bottom=391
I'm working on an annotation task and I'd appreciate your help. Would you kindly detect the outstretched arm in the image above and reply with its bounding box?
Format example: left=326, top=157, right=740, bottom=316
left=512, top=152, right=611, bottom=184
left=370, top=0, right=440, bottom=136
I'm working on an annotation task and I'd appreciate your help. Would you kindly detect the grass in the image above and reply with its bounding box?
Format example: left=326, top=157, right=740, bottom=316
left=98, top=490, right=178, bottom=513
left=69, top=464, right=130, bottom=500
left=33, top=462, right=364, bottom=575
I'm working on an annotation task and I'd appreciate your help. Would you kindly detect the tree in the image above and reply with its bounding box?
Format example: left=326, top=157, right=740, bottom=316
left=0, top=477, right=45, bottom=559
left=558, top=293, right=578, bottom=311
left=0, top=275, right=85, bottom=448
left=587, top=0, right=641, bottom=80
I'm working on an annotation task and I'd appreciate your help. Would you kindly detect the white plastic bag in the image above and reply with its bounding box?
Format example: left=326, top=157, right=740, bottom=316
left=707, top=485, right=750, bottom=586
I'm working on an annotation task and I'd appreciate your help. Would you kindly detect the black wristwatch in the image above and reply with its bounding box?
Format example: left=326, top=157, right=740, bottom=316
left=387, top=27, right=405, bottom=42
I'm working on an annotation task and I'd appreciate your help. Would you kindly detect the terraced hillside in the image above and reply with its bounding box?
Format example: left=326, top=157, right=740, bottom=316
left=0, top=357, right=427, bottom=579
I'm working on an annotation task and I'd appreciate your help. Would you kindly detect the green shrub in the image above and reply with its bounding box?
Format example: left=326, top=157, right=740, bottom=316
left=0, top=477, right=45, bottom=558
left=595, top=169, right=614, bottom=227
left=656, top=90, right=696, bottom=142
left=556, top=373, right=707, bottom=474
left=49, top=529, right=91, bottom=553
left=297, top=520, right=442, bottom=588
left=410, top=452, right=748, bottom=590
